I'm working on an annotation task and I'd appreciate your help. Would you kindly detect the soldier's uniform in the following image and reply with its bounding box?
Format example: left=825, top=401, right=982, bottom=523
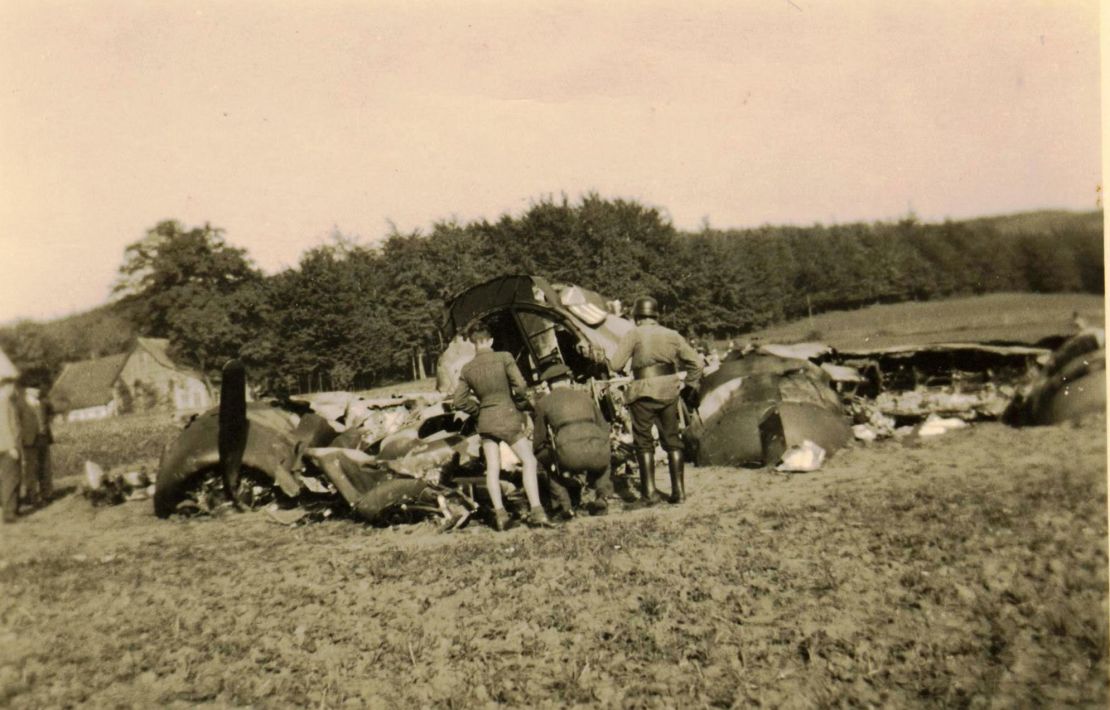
left=609, top=297, right=702, bottom=505
left=452, top=340, right=553, bottom=530
left=452, top=349, right=530, bottom=445
left=533, top=365, right=614, bottom=515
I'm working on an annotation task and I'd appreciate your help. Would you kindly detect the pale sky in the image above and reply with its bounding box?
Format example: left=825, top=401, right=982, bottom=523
left=0, top=0, right=1102, bottom=323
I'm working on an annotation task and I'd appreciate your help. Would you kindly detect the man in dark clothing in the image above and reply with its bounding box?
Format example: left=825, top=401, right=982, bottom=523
left=0, top=376, right=22, bottom=523
left=533, top=364, right=614, bottom=517
left=608, top=296, right=703, bottom=506
left=453, top=325, right=552, bottom=530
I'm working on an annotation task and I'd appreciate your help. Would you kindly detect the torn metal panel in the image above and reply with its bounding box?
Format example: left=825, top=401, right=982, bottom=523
left=759, top=342, right=834, bottom=361
left=686, top=353, right=851, bottom=467
left=828, top=342, right=1048, bottom=421
left=1004, top=329, right=1106, bottom=426
left=834, top=343, right=1046, bottom=391
left=302, top=448, right=476, bottom=527
left=442, top=275, right=632, bottom=381
left=153, top=401, right=337, bottom=517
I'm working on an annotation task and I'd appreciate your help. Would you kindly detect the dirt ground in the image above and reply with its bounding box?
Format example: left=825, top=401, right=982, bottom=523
left=1, top=417, right=1106, bottom=708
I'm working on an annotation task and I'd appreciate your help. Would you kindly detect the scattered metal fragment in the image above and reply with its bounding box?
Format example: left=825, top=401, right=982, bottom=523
left=82, top=461, right=154, bottom=506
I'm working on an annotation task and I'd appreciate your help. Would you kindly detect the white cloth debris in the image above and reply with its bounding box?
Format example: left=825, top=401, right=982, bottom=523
left=84, top=461, right=106, bottom=490
left=852, top=424, right=878, bottom=442
left=775, top=440, right=827, bottom=472
left=917, top=414, right=969, bottom=437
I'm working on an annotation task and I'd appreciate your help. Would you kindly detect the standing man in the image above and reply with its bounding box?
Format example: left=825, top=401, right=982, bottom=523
left=609, top=296, right=702, bottom=506
left=533, top=364, right=614, bottom=517
left=34, top=395, right=54, bottom=504
left=0, top=376, right=22, bottom=523
left=16, top=381, right=43, bottom=508
left=453, top=325, right=553, bottom=530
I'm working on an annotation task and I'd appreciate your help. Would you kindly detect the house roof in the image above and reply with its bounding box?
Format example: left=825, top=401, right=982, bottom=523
left=135, top=337, right=208, bottom=383
left=0, top=346, right=17, bottom=380
left=49, top=353, right=128, bottom=412
left=136, top=337, right=179, bottom=371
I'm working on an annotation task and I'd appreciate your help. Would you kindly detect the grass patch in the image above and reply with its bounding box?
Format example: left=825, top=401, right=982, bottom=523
left=51, top=412, right=182, bottom=478
left=731, top=292, right=1104, bottom=350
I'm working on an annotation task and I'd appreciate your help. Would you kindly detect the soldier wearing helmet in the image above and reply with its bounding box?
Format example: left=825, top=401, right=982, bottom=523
left=608, top=296, right=702, bottom=506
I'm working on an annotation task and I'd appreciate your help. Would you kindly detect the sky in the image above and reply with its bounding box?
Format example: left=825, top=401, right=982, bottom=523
left=0, top=0, right=1102, bottom=323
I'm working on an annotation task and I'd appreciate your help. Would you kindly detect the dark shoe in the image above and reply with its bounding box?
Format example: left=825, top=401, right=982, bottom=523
left=625, top=490, right=666, bottom=510
left=525, top=506, right=556, bottom=529
left=667, top=450, right=686, bottom=504
left=584, top=499, right=609, bottom=516
left=491, top=508, right=511, bottom=532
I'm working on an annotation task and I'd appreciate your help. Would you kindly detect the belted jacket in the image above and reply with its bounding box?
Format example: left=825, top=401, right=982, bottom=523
left=609, top=320, right=703, bottom=403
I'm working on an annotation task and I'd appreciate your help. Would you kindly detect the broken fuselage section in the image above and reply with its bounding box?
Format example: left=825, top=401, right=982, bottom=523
left=440, top=275, right=854, bottom=469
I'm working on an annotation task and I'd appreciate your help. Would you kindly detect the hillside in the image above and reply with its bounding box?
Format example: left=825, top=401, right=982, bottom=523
left=738, top=292, right=1105, bottom=351
left=967, top=208, right=1103, bottom=235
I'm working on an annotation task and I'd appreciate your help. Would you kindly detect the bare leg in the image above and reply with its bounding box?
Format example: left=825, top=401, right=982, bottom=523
left=482, top=439, right=504, bottom=510
left=511, top=437, right=542, bottom=510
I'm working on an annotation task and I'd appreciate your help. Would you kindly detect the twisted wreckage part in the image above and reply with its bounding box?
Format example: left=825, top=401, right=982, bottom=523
left=151, top=276, right=1105, bottom=527
left=154, top=360, right=478, bottom=526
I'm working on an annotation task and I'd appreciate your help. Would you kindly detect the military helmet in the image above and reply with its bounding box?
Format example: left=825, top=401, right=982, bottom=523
left=632, top=296, right=659, bottom=320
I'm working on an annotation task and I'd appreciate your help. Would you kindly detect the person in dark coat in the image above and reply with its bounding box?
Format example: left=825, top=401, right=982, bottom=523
left=608, top=296, right=703, bottom=506
left=533, top=363, right=614, bottom=517
left=453, top=325, right=552, bottom=530
left=15, top=382, right=46, bottom=508
left=0, top=376, right=22, bottom=523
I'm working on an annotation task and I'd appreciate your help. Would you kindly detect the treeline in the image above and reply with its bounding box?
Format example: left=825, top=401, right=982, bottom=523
left=1, top=195, right=1102, bottom=395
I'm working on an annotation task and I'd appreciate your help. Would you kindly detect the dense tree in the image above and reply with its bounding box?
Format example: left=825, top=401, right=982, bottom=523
left=2, top=203, right=1101, bottom=395
left=113, top=220, right=263, bottom=376
left=0, top=321, right=63, bottom=389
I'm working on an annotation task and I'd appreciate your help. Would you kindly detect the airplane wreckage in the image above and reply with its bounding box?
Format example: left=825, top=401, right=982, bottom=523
left=138, top=275, right=1103, bottom=529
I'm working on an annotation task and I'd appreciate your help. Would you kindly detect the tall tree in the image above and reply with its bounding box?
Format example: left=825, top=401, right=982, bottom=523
left=0, top=321, right=63, bottom=389
left=113, top=220, right=262, bottom=375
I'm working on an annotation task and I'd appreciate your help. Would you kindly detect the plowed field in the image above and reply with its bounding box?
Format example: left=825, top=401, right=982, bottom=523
left=1, top=417, right=1106, bottom=707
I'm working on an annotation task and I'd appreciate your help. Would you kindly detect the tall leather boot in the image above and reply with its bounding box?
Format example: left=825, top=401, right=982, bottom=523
left=667, top=450, right=686, bottom=504
left=630, top=451, right=661, bottom=508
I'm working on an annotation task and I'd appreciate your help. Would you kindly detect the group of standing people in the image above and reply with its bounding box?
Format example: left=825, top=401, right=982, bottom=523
left=451, top=296, right=702, bottom=531
left=0, top=376, right=53, bottom=524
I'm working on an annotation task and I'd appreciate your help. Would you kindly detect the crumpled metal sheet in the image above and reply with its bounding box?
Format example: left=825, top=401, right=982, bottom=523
left=1004, top=329, right=1106, bottom=426
left=302, top=447, right=476, bottom=527
left=153, top=402, right=337, bottom=517
left=687, top=354, right=850, bottom=467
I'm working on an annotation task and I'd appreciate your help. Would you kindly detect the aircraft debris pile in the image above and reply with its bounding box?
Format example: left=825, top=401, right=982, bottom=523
left=142, top=276, right=1101, bottom=529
